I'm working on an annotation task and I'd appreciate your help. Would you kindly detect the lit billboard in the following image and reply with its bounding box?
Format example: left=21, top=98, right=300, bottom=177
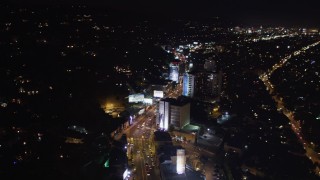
left=123, top=169, right=129, bottom=180
left=138, top=108, right=145, bottom=115
left=129, top=94, right=144, bottom=103
left=153, top=90, right=164, bottom=98
left=143, top=98, right=153, bottom=104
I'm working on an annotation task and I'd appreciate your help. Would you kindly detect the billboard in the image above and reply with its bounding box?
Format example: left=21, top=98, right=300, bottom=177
left=129, top=94, right=144, bottom=103
left=143, top=98, right=153, bottom=104
left=138, top=108, right=145, bottom=115
left=153, top=90, right=164, bottom=98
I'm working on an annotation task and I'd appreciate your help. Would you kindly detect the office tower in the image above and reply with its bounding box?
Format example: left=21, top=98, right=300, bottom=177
left=169, top=62, right=179, bottom=83
left=157, top=98, right=190, bottom=130
left=194, top=70, right=222, bottom=102
left=183, top=73, right=195, bottom=98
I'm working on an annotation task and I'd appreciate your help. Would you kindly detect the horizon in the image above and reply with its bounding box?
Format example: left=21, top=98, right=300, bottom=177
left=2, top=0, right=320, bottom=27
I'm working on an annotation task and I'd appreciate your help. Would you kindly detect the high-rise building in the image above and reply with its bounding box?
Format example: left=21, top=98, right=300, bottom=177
left=188, top=58, right=223, bottom=102
left=169, top=62, right=179, bottom=83
left=183, top=73, right=195, bottom=98
left=157, top=98, right=190, bottom=130
left=194, top=70, right=222, bottom=102
left=158, top=100, right=170, bottom=130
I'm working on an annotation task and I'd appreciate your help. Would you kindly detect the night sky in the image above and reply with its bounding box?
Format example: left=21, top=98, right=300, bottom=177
left=6, top=0, right=320, bottom=26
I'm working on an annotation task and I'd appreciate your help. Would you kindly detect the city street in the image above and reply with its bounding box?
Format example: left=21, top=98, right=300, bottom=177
left=118, top=105, right=160, bottom=180
left=123, top=82, right=183, bottom=180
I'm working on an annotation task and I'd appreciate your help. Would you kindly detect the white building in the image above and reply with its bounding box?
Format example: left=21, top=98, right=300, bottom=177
left=176, top=149, right=186, bottom=174
left=169, top=62, right=179, bottom=83
left=183, top=73, right=195, bottom=98
left=157, top=98, right=190, bottom=131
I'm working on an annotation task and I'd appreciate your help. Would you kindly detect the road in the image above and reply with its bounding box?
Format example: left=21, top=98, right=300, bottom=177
left=124, top=81, right=183, bottom=180
left=121, top=105, right=160, bottom=180
left=259, top=40, right=320, bottom=175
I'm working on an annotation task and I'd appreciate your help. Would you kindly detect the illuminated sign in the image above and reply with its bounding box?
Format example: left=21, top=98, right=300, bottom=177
left=123, top=169, right=129, bottom=180
left=143, top=98, right=153, bottom=104
left=138, top=108, right=145, bottom=115
left=153, top=90, right=164, bottom=98
left=176, top=149, right=186, bottom=174
left=129, top=94, right=144, bottom=103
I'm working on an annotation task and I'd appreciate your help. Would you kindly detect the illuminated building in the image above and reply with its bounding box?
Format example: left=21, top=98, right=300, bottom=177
left=156, top=144, right=205, bottom=180
left=176, top=149, right=186, bottom=174
left=183, top=73, right=195, bottom=98
left=157, top=98, right=190, bottom=130
left=128, top=93, right=144, bottom=103
left=158, top=100, right=170, bottom=130
left=188, top=58, right=223, bottom=101
left=169, top=62, right=179, bottom=83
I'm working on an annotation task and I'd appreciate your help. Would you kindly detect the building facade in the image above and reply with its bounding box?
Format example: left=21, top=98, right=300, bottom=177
left=157, top=98, right=190, bottom=131
left=183, top=73, right=195, bottom=98
left=194, top=71, right=222, bottom=101
left=169, top=62, right=179, bottom=83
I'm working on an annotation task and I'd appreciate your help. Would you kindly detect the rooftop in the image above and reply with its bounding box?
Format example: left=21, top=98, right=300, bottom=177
left=154, top=131, right=172, bottom=142
left=160, top=97, right=190, bottom=106
left=181, top=124, right=200, bottom=132
left=157, top=145, right=183, bottom=163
